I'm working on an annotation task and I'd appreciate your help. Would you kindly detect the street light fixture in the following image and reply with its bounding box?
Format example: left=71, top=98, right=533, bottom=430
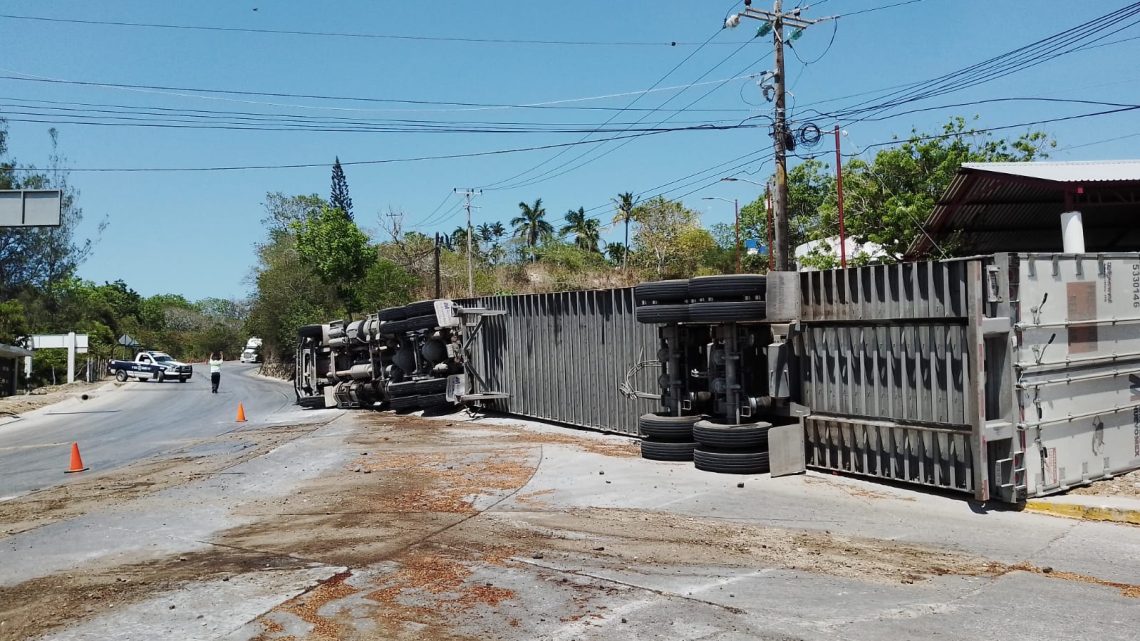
left=719, top=177, right=773, bottom=271
left=720, top=176, right=764, bottom=187
left=702, top=196, right=740, bottom=274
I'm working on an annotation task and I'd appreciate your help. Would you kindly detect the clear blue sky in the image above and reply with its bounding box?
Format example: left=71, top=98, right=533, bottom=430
left=2, top=0, right=1138, bottom=300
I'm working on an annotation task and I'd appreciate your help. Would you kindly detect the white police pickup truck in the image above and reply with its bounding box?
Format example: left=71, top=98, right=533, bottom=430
left=108, top=351, right=194, bottom=383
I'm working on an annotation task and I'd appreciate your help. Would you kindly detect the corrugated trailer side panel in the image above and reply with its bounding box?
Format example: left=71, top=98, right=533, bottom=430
left=800, top=259, right=986, bottom=496
left=464, top=288, right=658, bottom=436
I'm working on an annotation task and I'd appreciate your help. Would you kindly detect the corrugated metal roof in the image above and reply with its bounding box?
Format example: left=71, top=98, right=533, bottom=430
left=961, top=160, right=1140, bottom=183
left=907, top=161, right=1140, bottom=258
left=0, top=344, right=32, bottom=358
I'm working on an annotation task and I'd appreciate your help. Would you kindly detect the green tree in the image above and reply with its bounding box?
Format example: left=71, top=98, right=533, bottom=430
left=247, top=231, right=342, bottom=364
left=261, top=192, right=327, bottom=239
left=451, top=225, right=475, bottom=252
left=560, top=207, right=601, bottom=253
left=630, top=196, right=703, bottom=278
left=612, top=192, right=636, bottom=270
left=0, top=125, right=96, bottom=298
left=358, top=259, right=417, bottom=310
left=511, top=198, right=553, bottom=261
left=839, top=117, right=1052, bottom=259
left=0, top=300, right=29, bottom=345
left=329, top=157, right=354, bottom=220
left=675, top=227, right=722, bottom=276
left=293, top=205, right=375, bottom=312
left=603, top=241, right=627, bottom=266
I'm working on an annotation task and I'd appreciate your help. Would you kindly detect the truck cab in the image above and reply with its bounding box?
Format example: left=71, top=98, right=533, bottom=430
left=240, top=337, right=262, bottom=363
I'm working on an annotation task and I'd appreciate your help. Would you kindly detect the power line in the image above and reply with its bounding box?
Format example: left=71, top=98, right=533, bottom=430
left=5, top=122, right=763, bottom=172
left=793, top=20, right=1140, bottom=122
left=0, top=97, right=743, bottom=129
left=834, top=0, right=929, bottom=19
left=0, top=72, right=754, bottom=114
left=820, top=3, right=1140, bottom=125
left=477, top=26, right=728, bottom=190
left=0, top=108, right=750, bottom=134
left=845, top=96, right=1140, bottom=122
left=0, top=12, right=741, bottom=48
left=411, top=192, right=458, bottom=229
left=840, top=105, right=1140, bottom=157
left=487, top=42, right=770, bottom=192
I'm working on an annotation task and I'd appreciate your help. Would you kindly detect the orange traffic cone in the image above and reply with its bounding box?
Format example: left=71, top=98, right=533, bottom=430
left=65, top=442, right=89, bottom=474
left=236, top=402, right=247, bottom=423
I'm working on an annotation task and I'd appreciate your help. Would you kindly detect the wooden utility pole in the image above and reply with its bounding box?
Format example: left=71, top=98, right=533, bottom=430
left=433, top=232, right=442, bottom=298
left=453, top=188, right=481, bottom=296
left=833, top=125, right=847, bottom=268
left=772, top=0, right=789, bottom=271
left=726, top=0, right=824, bottom=271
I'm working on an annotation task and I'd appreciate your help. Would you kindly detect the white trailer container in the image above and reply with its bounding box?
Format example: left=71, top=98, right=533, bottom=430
left=800, top=252, right=1140, bottom=502
left=1011, top=252, right=1140, bottom=497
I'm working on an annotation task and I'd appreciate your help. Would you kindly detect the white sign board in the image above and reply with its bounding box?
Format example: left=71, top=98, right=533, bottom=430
left=30, top=333, right=89, bottom=354
left=0, top=190, right=63, bottom=227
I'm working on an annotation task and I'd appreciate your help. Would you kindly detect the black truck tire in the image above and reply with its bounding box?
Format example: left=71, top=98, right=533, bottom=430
left=297, top=324, right=324, bottom=339
left=419, top=392, right=451, bottom=408
left=387, top=381, right=418, bottom=398
left=155, top=371, right=165, bottom=383
left=402, top=300, right=441, bottom=318
left=688, top=274, right=767, bottom=300
left=635, top=303, right=689, bottom=324
left=693, top=420, right=773, bottom=450
left=634, top=279, right=690, bottom=304
left=402, top=314, right=441, bottom=333
left=416, top=377, right=448, bottom=395
left=638, top=412, right=701, bottom=441
left=115, top=370, right=128, bottom=382
left=378, top=306, right=409, bottom=322
left=389, top=395, right=422, bottom=412
left=693, top=448, right=771, bottom=474
left=640, top=440, right=697, bottom=462
left=686, top=301, right=766, bottom=324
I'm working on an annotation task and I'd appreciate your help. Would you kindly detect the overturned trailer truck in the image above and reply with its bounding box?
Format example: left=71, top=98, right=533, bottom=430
left=295, top=251, right=1140, bottom=504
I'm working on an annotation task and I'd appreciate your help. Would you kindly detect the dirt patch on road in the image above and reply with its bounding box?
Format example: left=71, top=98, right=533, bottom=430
left=0, top=542, right=314, bottom=641
left=803, top=475, right=918, bottom=501
left=0, top=380, right=108, bottom=418
left=358, top=411, right=640, bottom=459
left=0, top=424, right=323, bottom=537
left=1068, top=470, right=1140, bottom=499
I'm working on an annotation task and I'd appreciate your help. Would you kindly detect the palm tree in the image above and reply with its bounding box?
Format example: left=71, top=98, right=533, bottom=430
left=511, top=199, right=553, bottom=260
left=560, top=207, right=601, bottom=253
left=476, top=222, right=495, bottom=243
left=490, top=221, right=506, bottom=239
left=604, top=241, right=627, bottom=266
left=451, top=225, right=472, bottom=251
left=612, top=192, right=636, bottom=270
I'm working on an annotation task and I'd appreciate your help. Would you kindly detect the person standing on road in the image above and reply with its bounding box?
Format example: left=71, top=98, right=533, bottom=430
left=209, top=352, right=223, bottom=393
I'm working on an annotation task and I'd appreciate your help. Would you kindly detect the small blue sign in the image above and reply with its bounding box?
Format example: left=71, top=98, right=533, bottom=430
left=745, top=239, right=767, bottom=255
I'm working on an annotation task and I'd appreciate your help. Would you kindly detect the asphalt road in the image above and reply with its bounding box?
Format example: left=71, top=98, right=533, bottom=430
left=0, top=363, right=295, bottom=499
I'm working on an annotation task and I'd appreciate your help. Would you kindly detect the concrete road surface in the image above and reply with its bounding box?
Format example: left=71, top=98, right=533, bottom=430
left=0, top=364, right=294, bottom=499
left=2, top=407, right=1138, bottom=641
